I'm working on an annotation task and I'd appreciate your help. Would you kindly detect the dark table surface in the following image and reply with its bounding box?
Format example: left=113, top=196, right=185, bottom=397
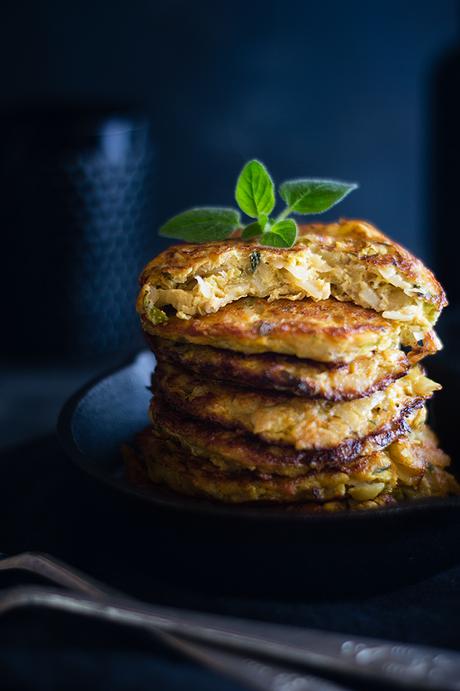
left=2, top=364, right=460, bottom=691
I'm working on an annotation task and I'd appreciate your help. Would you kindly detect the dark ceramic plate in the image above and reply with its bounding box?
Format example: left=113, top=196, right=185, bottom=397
left=58, top=351, right=460, bottom=594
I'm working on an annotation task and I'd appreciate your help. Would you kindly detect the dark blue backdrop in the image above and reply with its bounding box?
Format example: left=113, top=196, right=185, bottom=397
left=0, top=0, right=458, bottom=260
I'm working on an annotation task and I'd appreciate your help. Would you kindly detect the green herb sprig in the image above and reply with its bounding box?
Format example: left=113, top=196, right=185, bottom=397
left=159, top=160, right=357, bottom=248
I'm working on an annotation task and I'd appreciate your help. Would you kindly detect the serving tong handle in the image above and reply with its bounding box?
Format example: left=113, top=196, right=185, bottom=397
left=1, top=552, right=460, bottom=690
left=0, top=552, right=349, bottom=691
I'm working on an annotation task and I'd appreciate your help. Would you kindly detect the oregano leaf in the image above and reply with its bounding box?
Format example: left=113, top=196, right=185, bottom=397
left=241, top=221, right=263, bottom=240
left=260, top=218, right=298, bottom=248
left=159, top=207, right=241, bottom=242
left=279, top=179, right=358, bottom=214
left=235, top=160, right=275, bottom=218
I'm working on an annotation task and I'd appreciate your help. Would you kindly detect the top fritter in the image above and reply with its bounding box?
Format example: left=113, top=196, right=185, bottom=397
left=138, top=219, right=446, bottom=345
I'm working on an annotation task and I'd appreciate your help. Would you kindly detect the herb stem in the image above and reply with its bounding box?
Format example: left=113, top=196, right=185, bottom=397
left=274, top=206, right=292, bottom=223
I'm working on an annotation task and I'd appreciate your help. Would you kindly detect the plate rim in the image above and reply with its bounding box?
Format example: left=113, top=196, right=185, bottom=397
left=57, top=349, right=460, bottom=524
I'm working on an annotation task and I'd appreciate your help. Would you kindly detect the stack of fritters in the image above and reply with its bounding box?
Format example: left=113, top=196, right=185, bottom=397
left=133, top=219, right=459, bottom=510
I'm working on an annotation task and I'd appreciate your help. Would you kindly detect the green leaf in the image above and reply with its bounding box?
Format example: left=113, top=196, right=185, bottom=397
left=235, top=160, right=275, bottom=218
left=241, top=221, right=263, bottom=240
left=279, top=179, right=358, bottom=214
left=159, top=207, right=241, bottom=242
left=260, top=219, right=298, bottom=248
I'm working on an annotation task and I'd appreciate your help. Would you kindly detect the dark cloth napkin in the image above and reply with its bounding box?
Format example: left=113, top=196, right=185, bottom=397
left=1, top=435, right=460, bottom=691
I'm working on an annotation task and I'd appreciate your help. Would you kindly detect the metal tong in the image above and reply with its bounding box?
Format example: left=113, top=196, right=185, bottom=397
left=1, top=552, right=459, bottom=690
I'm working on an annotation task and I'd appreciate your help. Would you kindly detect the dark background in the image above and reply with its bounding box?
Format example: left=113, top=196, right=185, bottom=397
left=0, top=0, right=459, bottom=256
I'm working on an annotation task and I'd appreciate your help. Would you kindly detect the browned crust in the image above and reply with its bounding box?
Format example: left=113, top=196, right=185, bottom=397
left=407, top=330, right=443, bottom=364
left=150, top=395, right=424, bottom=470
left=138, top=424, right=373, bottom=481
left=131, top=425, right=398, bottom=503
left=147, top=335, right=411, bottom=401
left=151, top=359, right=435, bottom=453
left=127, top=413, right=458, bottom=506
left=125, top=437, right=401, bottom=510
left=141, top=295, right=406, bottom=363
left=142, top=296, right=396, bottom=342
left=139, top=218, right=446, bottom=310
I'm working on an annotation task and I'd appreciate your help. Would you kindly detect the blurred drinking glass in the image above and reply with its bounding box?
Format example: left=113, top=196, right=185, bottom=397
left=0, top=104, right=155, bottom=362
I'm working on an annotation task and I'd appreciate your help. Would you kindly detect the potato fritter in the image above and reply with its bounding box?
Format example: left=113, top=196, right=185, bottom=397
left=131, top=422, right=458, bottom=505
left=150, top=398, right=427, bottom=474
left=149, top=335, right=412, bottom=400
left=152, top=363, right=440, bottom=451
left=138, top=219, right=446, bottom=345
left=142, top=296, right=414, bottom=363
left=138, top=432, right=397, bottom=503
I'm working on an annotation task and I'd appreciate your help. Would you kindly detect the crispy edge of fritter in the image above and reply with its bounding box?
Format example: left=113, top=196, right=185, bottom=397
left=130, top=427, right=396, bottom=503
left=147, top=334, right=411, bottom=401
left=152, top=362, right=438, bottom=453
left=142, top=296, right=398, bottom=340
left=140, top=296, right=405, bottom=363
left=123, top=436, right=400, bottom=511
left=149, top=395, right=425, bottom=470
left=125, top=422, right=459, bottom=505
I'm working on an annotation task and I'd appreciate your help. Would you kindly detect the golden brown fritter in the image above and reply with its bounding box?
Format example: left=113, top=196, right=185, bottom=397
left=149, top=335, right=412, bottom=400
left=142, top=296, right=413, bottom=363
left=152, top=363, right=439, bottom=451
left=138, top=219, right=446, bottom=345
left=130, top=422, right=458, bottom=505
left=136, top=431, right=397, bottom=503
left=150, top=397, right=427, bottom=474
